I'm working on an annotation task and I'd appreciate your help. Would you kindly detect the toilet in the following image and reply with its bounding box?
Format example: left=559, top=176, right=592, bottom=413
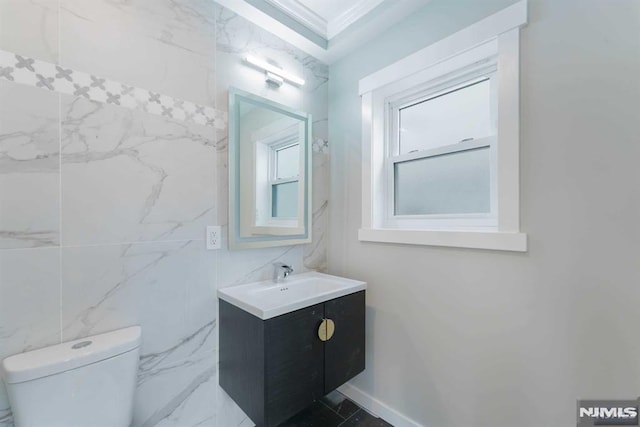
left=1, top=326, right=141, bottom=427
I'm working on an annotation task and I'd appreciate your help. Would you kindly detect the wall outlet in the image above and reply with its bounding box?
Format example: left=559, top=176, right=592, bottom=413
left=206, top=226, right=222, bottom=250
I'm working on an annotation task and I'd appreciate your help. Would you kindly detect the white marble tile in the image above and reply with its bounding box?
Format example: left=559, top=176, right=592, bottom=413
left=0, top=247, right=61, bottom=426
left=215, top=50, right=306, bottom=117
left=214, top=4, right=328, bottom=103
left=304, top=151, right=329, bottom=273
left=0, top=407, right=11, bottom=427
left=216, top=243, right=304, bottom=289
left=303, top=63, right=329, bottom=102
left=304, top=83, right=329, bottom=133
left=0, top=81, right=59, bottom=249
left=61, top=240, right=210, bottom=358
left=136, top=243, right=217, bottom=366
left=61, top=96, right=216, bottom=246
left=215, top=132, right=229, bottom=231
left=135, top=350, right=217, bottom=427
left=0, top=248, right=61, bottom=357
left=0, top=0, right=58, bottom=64
left=61, top=0, right=216, bottom=60
left=185, top=250, right=218, bottom=357
left=217, top=382, right=255, bottom=427
left=60, top=1, right=216, bottom=106
left=215, top=4, right=305, bottom=73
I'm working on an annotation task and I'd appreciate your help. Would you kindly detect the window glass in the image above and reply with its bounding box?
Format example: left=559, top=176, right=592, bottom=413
left=394, top=146, right=490, bottom=215
left=272, top=181, right=298, bottom=217
left=399, top=79, right=492, bottom=154
left=275, top=144, right=299, bottom=179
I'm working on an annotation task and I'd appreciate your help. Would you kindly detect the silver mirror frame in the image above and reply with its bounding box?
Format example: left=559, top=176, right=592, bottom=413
left=228, top=87, right=312, bottom=249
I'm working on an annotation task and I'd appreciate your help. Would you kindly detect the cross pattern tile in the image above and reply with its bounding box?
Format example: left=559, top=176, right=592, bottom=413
left=0, top=49, right=226, bottom=130
left=313, top=137, right=329, bottom=153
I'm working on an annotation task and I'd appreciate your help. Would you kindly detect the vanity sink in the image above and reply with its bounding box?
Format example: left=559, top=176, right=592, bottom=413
left=217, top=272, right=366, bottom=320
left=219, top=271, right=367, bottom=426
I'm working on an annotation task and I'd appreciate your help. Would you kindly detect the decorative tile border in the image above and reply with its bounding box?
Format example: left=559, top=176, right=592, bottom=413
left=0, top=50, right=226, bottom=129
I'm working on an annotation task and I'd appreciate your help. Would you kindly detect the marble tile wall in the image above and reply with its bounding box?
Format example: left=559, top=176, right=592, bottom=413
left=0, top=1, right=328, bottom=426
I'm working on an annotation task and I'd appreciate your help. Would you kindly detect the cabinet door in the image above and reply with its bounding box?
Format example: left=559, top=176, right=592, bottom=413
left=265, top=303, right=325, bottom=427
left=324, top=291, right=366, bottom=393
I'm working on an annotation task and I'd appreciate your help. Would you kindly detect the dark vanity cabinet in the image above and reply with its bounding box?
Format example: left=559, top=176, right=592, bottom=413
left=219, top=291, right=366, bottom=427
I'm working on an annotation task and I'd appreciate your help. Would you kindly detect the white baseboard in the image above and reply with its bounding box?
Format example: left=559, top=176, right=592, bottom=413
left=337, top=382, right=427, bottom=427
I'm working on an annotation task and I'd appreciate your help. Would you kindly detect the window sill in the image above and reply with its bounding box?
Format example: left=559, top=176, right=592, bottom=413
left=249, top=225, right=305, bottom=236
left=358, top=228, right=527, bottom=252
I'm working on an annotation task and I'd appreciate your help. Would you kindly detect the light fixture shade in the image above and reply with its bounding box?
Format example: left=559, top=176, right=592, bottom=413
left=245, top=55, right=305, bottom=86
left=265, top=71, right=284, bottom=87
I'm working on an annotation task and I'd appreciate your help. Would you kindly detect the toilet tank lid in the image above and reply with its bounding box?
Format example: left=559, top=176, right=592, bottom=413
left=1, top=326, right=141, bottom=384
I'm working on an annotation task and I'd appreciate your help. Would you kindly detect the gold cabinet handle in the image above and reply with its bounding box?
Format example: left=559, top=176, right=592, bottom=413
left=318, top=318, right=335, bottom=342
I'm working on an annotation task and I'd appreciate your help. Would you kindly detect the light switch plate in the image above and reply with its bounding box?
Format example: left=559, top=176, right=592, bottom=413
left=206, top=226, right=222, bottom=250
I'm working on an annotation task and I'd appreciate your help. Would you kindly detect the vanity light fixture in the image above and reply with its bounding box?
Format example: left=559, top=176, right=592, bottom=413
left=245, top=55, right=305, bottom=86
left=265, top=72, right=284, bottom=87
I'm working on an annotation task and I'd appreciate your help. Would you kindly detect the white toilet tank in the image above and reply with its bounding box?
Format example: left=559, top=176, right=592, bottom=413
left=1, top=326, right=141, bottom=427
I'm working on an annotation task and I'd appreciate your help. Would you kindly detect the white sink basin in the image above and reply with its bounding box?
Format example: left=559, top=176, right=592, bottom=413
left=217, top=272, right=366, bottom=320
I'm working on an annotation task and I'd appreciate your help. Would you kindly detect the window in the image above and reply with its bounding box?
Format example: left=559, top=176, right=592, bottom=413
left=359, top=0, right=528, bottom=251
left=252, top=124, right=303, bottom=231
left=396, top=77, right=494, bottom=155
left=387, top=71, right=497, bottom=229
left=270, top=142, right=300, bottom=218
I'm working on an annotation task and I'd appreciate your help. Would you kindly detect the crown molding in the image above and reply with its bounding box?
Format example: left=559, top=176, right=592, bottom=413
left=216, top=0, right=431, bottom=64
left=265, top=0, right=387, bottom=39
left=265, top=0, right=327, bottom=37
left=327, top=0, right=385, bottom=39
left=216, top=0, right=330, bottom=62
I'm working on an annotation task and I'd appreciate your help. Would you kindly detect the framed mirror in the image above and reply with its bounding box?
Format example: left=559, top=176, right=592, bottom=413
left=229, top=88, right=312, bottom=249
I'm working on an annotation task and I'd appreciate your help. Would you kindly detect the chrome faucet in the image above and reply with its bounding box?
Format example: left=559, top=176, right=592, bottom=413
left=273, top=262, right=293, bottom=283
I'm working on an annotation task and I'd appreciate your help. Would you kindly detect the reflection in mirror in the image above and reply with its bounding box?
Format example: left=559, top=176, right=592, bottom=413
left=229, top=88, right=312, bottom=249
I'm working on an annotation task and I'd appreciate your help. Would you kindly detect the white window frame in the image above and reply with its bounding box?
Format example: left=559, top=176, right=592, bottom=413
left=269, top=139, right=300, bottom=220
left=249, top=124, right=305, bottom=236
left=386, top=68, right=498, bottom=230
left=358, top=0, right=528, bottom=252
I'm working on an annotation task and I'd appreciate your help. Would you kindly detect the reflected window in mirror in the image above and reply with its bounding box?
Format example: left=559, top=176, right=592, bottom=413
left=271, top=143, right=299, bottom=218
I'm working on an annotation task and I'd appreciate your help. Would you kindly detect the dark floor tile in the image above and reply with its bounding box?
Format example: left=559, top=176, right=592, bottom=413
left=321, top=390, right=361, bottom=419
left=340, top=409, right=394, bottom=427
left=278, top=401, right=344, bottom=427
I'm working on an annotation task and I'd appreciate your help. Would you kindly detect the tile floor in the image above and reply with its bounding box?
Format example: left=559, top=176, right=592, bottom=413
left=278, top=391, right=393, bottom=427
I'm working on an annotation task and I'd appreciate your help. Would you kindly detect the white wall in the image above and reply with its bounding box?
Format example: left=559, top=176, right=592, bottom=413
left=329, top=1, right=640, bottom=426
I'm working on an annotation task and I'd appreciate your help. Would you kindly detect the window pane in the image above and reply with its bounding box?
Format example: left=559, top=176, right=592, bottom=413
left=272, top=181, right=298, bottom=217
left=276, top=144, right=299, bottom=179
left=399, top=79, right=492, bottom=154
left=394, top=147, right=490, bottom=215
